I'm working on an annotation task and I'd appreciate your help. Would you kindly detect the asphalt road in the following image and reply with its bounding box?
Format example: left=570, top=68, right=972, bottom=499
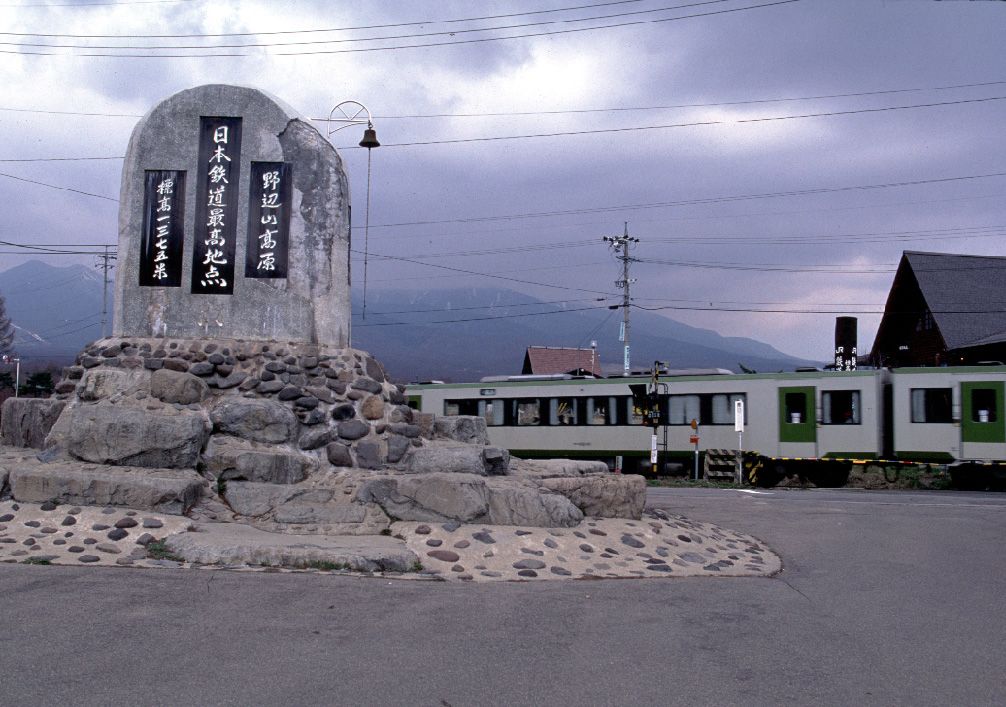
left=1, top=487, right=1004, bottom=706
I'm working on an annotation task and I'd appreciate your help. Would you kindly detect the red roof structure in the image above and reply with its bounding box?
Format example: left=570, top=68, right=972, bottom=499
left=522, top=346, right=601, bottom=376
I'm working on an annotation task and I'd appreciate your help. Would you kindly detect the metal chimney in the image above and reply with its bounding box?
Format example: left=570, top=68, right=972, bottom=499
left=834, top=316, right=858, bottom=371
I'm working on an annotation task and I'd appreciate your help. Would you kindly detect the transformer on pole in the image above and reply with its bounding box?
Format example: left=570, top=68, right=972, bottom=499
left=603, top=222, right=639, bottom=375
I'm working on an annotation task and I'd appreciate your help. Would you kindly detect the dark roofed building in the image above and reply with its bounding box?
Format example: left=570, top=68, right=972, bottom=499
left=871, top=251, right=1006, bottom=367
left=522, top=346, right=601, bottom=377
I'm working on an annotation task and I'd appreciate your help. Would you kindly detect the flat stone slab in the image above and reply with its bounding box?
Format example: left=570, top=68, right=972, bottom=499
left=163, top=523, right=418, bottom=573
left=5, top=452, right=203, bottom=515
left=392, top=510, right=781, bottom=582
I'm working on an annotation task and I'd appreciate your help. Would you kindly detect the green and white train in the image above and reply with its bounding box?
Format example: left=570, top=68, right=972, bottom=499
left=406, top=366, right=1006, bottom=487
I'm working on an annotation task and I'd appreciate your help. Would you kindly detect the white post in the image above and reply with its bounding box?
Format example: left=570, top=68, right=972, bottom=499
left=14, top=358, right=20, bottom=398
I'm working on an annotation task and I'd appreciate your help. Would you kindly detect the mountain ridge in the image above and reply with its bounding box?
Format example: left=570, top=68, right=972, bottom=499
left=0, top=261, right=820, bottom=379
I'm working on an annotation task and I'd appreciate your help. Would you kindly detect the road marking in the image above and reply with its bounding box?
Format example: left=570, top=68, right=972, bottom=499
left=736, top=489, right=773, bottom=495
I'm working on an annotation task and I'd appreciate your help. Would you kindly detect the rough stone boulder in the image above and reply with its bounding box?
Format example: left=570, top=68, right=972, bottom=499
left=46, top=402, right=209, bottom=469
left=484, top=478, right=583, bottom=527
left=510, top=458, right=610, bottom=477
left=353, top=472, right=582, bottom=527
left=202, top=437, right=315, bottom=485
left=77, top=367, right=149, bottom=401
left=150, top=368, right=209, bottom=405
left=0, top=398, right=67, bottom=449
left=8, top=458, right=203, bottom=514
left=222, top=480, right=390, bottom=534
left=356, top=472, right=490, bottom=523
left=539, top=474, right=647, bottom=519
left=433, top=415, right=490, bottom=445
left=405, top=443, right=509, bottom=476
left=210, top=398, right=298, bottom=444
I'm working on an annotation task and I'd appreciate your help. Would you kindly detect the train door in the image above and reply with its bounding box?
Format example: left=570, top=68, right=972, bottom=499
left=960, top=381, right=1006, bottom=461
left=778, top=385, right=816, bottom=457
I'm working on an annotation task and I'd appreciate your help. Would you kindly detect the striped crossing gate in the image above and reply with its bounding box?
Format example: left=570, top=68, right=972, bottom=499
left=703, top=449, right=741, bottom=479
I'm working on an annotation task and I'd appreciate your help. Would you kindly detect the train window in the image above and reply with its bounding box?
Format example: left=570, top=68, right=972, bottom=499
left=711, top=394, right=745, bottom=424
left=628, top=398, right=644, bottom=425
left=822, top=390, right=861, bottom=424
left=587, top=397, right=610, bottom=425
left=784, top=392, right=807, bottom=424
left=970, top=388, right=998, bottom=423
left=910, top=388, right=952, bottom=423
left=549, top=397, right=578, bottom=425
left=481, top=400, right=505, bottom=426
left=668, top=393, right=746, bottom=425
left=444, top=399, right=479, bottom=416
left=515, top=399, right=542, bottom=426
left=668, top=395, right=700, bottom=425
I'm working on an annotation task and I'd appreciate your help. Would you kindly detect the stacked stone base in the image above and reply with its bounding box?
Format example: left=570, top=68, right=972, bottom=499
left=0, top=337, right=646, bottom=534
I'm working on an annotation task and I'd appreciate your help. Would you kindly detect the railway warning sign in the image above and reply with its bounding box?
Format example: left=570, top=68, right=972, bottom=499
left=734, top=399, right=745, bottom=432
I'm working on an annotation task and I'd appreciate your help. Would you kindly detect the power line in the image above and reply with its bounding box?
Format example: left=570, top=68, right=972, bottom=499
left=351, top=297, right=607, bottom=317
left=0, top=171, right=117, bottom=202
left=362, top=95, right=1006, bottom=149
left=2, top=0, right=730, bottom=50
left=360, top=249, right=617, bottom=297
left=0, top=0, right=800, bottom=58
left=354, top=304, right=614, bottom=328
left=363, top=172, right=1006, bottom=231
left=2, top=0, right=647, bottom=37
left=4, top=77, right=1003, bottom=121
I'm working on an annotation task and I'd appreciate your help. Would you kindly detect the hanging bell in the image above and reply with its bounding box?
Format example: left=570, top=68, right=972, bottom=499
left=359, top=127, right=380, bottom=149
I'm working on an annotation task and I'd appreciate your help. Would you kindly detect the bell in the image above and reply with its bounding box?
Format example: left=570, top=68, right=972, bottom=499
left=359, top=127, right=380, bottom=149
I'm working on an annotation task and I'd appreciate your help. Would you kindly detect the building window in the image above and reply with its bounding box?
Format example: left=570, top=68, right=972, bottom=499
left=822, top=390, right=861, bottom=424
left=971, top=388, right=997, bottom=423
left=910, top=388, right=952, bottom=423
left=784, top=392, right=807, bottom=424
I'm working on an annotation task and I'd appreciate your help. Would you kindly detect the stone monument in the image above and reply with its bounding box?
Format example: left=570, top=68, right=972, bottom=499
left=114, top=84, right=351, bottom=346
left=0, top=85, right=646, bottom=570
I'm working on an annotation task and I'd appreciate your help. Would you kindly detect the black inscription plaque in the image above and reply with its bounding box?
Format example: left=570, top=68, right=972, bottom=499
left=245, top=162, right=291, bottom=279
left=139, top=170, right=185, bottom=287
left=191, top=116, right=242, bottom=294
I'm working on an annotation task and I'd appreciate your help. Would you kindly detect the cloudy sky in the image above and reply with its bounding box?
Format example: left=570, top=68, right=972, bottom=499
left=0, top=0, right=1004, bottom=362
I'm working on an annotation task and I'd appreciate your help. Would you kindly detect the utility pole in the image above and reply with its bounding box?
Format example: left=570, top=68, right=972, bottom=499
left=96, top=245, right=117, bottom=339
left=603, top=222, right=639, bottom=375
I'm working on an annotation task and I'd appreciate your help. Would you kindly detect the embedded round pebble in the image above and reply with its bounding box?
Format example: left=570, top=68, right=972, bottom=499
left=427, top=550, right=460, bottom=563
left=114, top=517, right=139, bottom=529
left=425, top=539, right=443, bottom=547
left=579, top=544, right=594, bottom=553
left=514, top=530, right=532, bottom=536
left=83, top=538, right=97, bottom=545
left=142, top=518, right=163, bottom=529
left=0, top=514, right=14, bottom=523
left=107, top=528, right=129, bottom=541
left=415, top=525, right=431, bottom=535
left=513, top=559, right=546, bottom=570
left=517, top=569, right=538, bottom=578
left=91, top=524, right=110, bottom=531
left=78, top=555, right=100, bottom=563
left=61, top=516, right=77, bottom=526
left=40, top=501, right=58, bottom=512
left=472, top=531, right=495, bottom=544
left=453, top=540, right=470, bottom=549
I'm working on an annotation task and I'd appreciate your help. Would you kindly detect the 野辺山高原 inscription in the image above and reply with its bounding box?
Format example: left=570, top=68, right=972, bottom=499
left=139, top=170, right=185, bottom=287
left=192, top=116, right=242, bottom=295
left=245, top=162, right=291, bottom=279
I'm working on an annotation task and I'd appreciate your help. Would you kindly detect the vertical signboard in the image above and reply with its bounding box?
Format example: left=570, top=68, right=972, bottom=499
left=192, top=116, right=242, bottom=294
left=245, top=162, right=291, bottom=278
left=139, top=170, right=185, bottom=287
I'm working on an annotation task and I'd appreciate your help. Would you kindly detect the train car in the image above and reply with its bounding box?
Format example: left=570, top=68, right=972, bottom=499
left=887, top=366, right=1006, bottom=486
left=406, top=366, right=1006, bottom=486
